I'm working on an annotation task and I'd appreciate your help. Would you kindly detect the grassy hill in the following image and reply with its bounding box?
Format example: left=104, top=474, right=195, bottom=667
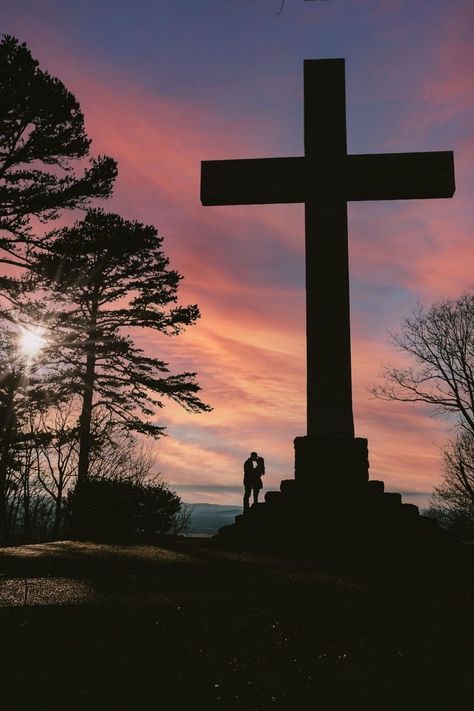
left=0, top=538, right=473, bottom=710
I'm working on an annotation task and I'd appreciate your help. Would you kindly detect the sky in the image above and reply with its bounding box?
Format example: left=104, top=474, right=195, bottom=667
left=1, top=0, right=473, bottom=508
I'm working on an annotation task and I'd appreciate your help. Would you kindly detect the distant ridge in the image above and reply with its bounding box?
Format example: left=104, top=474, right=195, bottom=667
left=185, top=503, right=241, bottom=536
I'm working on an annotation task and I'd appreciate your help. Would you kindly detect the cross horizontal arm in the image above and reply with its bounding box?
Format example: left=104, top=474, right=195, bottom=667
left=201, top=157, right=305, bottom=206
left=345, top=151, right=455, bottom=201
left=201, top=151, right=455, bottom=207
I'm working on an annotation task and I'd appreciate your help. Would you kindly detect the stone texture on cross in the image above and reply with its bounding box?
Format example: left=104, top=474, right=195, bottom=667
left=201, top=59, right=454, bottom=449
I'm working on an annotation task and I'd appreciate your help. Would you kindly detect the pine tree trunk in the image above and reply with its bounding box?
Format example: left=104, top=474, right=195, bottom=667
left=77, top=295, right=99, bottom=487
left=0, top=380, right=15, bottom=543
left=0, top=437, right=11, bottom=543
left=52, top=485, right=63, bottom=539
left=22, top=474, right=30, bottom=542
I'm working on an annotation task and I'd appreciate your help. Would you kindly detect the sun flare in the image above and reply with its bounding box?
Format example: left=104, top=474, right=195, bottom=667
left=18, top=326, right=46, bottom=359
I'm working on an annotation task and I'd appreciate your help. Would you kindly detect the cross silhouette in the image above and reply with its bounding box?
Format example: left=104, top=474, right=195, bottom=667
left=201, top=59, right=455, bottom=440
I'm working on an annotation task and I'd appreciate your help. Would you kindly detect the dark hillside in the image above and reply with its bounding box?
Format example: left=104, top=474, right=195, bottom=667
left=0, top=539, right=473, bottom=711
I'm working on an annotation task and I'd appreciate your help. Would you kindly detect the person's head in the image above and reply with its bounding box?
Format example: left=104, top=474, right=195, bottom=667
left=250, top=451, right=258, bottom=460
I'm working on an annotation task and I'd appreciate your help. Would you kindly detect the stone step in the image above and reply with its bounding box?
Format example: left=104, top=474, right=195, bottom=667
left=265, top=491, right=283, bottom=504
left=217, top=524, right=235, bottom=537
left=367, top=480, right=384, bottom=496
left=400, top=503, right=419, bottom=518
left=383, top=492, right=402, bottom=507
left=220, top=499, right=448, bottom=544
left=280, top=479, right=298, bottom=495
left=248, top=502, right=267, bottom=514
left=235, top=502, right=266, bottom=524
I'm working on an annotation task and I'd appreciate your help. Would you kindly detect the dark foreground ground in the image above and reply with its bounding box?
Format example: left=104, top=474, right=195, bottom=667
left=0, top=537, right=473, bottom=711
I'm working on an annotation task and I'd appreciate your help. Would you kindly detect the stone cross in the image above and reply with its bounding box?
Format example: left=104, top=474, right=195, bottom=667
left=201, top=59, right=455, bottom=441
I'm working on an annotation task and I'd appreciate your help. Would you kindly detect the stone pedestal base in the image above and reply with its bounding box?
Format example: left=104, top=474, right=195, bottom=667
left=216, top=435, right=454, bottom=551
left=294, top=436, right=369, bottom=499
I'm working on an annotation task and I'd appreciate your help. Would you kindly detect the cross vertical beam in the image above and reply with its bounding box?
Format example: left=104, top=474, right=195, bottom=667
left=304, top=60, right=353, bottom=438
left=200, top=58, right=455, bottom=450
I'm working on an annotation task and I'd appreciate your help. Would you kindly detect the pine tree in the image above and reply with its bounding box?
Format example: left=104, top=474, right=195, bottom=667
left=34, top=209, right=211, bottom=484
left=0, top=35, right=117, bottom=276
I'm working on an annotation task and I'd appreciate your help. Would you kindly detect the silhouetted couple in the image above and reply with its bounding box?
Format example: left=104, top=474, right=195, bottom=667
left=243, top=451, right=265, bottom=512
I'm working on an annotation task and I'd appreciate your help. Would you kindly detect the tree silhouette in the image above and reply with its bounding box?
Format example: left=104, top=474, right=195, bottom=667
left=0, top=328, right=50, bottom=539
left=67, top=475, right=183, bottom=540
left=34, top=400, right=79, bottom=538
left=0, top=36, right=209, bottom=539
left=372, top=292, right=474, bottom=434
left=373, top=292, right=474, bottom=534
left=34, top=209, right=211, bottom=485
left=0, top=35, right=117, bottom=278
left=429, top=431, right=474, bottom=538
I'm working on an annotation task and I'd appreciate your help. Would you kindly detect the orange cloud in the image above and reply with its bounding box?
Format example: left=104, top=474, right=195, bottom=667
left=8, top=30, right=471, bottom=507
left=73, top=50, right=470, bottom=505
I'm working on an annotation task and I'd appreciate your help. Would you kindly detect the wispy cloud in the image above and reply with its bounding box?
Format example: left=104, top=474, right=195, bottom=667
left=2, top=10, right=471, bottom=506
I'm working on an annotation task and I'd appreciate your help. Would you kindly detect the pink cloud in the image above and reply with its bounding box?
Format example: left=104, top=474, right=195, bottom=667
left=68, top=48, right=470, bottom=505
left=149, top=324, right=451, bottom=506
left=350, top=199, right=473, bottom=302
left=421, top=7, right=474, bottom=120
left=5, top=26, right=470, bottom=507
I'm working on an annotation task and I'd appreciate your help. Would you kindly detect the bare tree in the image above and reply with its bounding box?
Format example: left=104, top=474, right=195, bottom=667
left=17, top=424, right=41, bottom=541
left=169, top=503, right=194, bottom=536
left=428, top=431, right=474, bottom=538
left=0, top=327, right=49, bottom=541
left=89, top=433, right=195, bottom=535
left=3, top=410, right=53, bottom=543
left=372, top=292, right=474, bottom=434
left=35, top=401, right=79, bottom=538
left=374, top=292, right=474, bottom=536
left=89, top=430, right=160, bottom=485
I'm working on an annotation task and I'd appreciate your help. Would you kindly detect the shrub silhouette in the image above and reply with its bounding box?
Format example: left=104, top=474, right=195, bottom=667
left=67, top=478, right=182, bottom=540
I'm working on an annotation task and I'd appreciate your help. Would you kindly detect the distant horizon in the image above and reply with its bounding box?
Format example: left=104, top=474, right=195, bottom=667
left=183, top=502, right=241, bottom=509
left=180, top=491, right=432, bottom=511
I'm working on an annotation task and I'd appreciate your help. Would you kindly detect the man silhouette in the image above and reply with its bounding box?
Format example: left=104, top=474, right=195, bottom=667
left=243, top=451, right=262, bottom=512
